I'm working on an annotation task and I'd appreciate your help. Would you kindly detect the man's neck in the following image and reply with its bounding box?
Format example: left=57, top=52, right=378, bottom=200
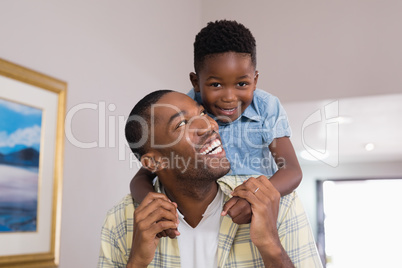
left=163, top=182, right=218, bottom=228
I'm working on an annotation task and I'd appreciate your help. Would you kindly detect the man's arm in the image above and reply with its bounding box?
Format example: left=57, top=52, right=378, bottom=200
left=130, top=168, right=179, bottom=239
left=231, top=176, right=295, bottom=268
left=232, top=176, right=323, bottom=267
left=126, top=193, right=179, bottom=268
left=98, top=194, right=179, bottom=268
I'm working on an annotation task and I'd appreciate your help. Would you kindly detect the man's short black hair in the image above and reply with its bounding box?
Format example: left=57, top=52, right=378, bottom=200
left=193, top=20, right=257, bottom=73
left=125, top=89, right=173, bottom=160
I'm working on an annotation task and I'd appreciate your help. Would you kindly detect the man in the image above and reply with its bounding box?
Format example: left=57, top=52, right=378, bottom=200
left=98, top=90, right=322, bottom=268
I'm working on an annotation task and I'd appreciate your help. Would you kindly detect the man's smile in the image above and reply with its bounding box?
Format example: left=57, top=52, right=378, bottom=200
left=199, top=139, right=223, bottom=155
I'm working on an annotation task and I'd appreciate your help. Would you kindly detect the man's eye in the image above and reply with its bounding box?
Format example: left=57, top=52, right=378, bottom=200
left=177, top=120, right=187, bottom=128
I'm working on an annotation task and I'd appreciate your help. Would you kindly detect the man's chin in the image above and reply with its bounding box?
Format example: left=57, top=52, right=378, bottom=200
left=207, top=158, right=231, bottom=178
left=218, top=166, right=231, bottom=178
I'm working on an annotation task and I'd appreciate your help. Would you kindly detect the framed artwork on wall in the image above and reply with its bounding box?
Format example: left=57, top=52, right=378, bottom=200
left=0, top=58, right=66, bottom=268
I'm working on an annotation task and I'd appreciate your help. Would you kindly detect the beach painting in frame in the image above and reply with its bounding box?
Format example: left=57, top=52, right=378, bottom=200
left=0, top=98, right=42, bottom=233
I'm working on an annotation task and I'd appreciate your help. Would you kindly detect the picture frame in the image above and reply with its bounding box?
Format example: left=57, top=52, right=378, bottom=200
left=0, top=58, right=66, bottom=268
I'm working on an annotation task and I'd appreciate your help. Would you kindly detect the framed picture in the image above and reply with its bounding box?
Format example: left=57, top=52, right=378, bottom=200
left=0, top=58, right=66, bottom=268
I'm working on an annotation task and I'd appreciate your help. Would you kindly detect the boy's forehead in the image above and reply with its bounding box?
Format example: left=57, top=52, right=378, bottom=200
left=199, top=52, right=254, bottom=73
left=206, top=51, right=251, bottom=61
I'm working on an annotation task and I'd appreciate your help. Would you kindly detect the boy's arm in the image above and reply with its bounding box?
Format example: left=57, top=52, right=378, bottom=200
left=268, top=137, right=302, bottom=196
left=130, top=167, right=156, bottom=203
left=222, top=138, right=301, bottom=224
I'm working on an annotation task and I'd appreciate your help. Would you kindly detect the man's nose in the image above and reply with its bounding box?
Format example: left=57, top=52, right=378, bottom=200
left=192, top=115, right=218, bottom=136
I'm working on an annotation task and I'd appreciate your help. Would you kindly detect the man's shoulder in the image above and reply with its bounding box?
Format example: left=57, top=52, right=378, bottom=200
left=107, top=194, right=134, bottom=211
left=217, top=175, right=267, bottom=193
left=276, top=191, right=307, bottom=227
left=279, top=191, right=298, bottom=208
left=104, top=194, right=135, bottom=224
left=217, top=175, right=249, bottom=191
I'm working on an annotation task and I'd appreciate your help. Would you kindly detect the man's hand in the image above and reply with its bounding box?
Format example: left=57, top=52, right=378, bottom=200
left=221, top=197, right=252, bottom=224
left=156, top=228, right=179, bottom=239
left=231, top=176, right=294, bottom=267
left=127, top=193, right=180, bottom=268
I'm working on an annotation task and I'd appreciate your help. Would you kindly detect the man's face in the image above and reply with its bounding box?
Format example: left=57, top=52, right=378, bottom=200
left=192, top=51, right=258, bottom=123
left=149, top=92, right=230, bottom=181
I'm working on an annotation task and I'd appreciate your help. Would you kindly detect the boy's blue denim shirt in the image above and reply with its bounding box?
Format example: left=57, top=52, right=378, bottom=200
left=187, top=88, right=291, bottom=176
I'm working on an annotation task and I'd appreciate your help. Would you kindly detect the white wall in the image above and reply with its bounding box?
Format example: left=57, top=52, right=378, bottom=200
left=1, top=1, right=201, bottom=267
left=201, top=0, right=402, bottom=102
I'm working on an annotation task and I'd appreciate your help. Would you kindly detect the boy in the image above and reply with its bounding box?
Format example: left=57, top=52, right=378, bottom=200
left=130, top=20, right=302, bottom=226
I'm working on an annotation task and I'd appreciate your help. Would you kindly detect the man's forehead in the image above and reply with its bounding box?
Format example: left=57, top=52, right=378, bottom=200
left=159, top=91, right=193, bottom=102
left=152, top=92, right=198, bottom=120
left=155, top=92, right=197, bottom=110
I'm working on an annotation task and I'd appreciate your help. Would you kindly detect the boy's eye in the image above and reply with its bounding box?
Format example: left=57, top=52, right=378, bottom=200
left=200, top=110, right=206, bottom=116
left=238, top=82, right=248, bottom=87
left=210, top=82, right=221, bottom=88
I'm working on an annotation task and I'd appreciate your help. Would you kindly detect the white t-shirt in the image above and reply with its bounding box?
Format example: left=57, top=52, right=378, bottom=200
left=176, top=188, right=223, bottom=268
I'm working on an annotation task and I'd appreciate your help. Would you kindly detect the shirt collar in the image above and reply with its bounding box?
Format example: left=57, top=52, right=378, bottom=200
left=240, top=100, right=261, bottom=122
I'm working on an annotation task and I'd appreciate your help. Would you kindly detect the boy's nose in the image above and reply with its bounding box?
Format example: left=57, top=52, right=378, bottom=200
left=221, top=88, right=236, bottom=102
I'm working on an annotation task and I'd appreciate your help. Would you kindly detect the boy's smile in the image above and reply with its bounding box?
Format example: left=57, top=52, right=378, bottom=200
left=190, top=51, right=259, bottom=123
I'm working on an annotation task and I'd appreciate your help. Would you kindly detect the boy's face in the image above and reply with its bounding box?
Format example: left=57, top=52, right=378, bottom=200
left=190, top=51, right=258, bottom=123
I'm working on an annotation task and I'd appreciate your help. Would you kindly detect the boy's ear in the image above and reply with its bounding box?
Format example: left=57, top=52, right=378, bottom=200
left=189, top=72, right=200, bottom=92
left=140, top=153, right=164, bottom=173
left=253, top=70, right=259, bottom=91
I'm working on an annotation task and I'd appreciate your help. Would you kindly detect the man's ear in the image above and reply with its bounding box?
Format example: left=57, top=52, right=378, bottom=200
left=189, top=72, right=200, bottom=92
left=140, top=153, right=164, bottom=173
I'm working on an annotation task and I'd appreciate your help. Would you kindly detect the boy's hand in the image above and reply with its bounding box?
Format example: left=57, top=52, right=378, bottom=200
left=221, top=196, right=252, bottom=224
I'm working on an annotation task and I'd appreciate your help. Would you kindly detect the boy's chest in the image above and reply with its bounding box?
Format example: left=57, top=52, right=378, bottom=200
left=217, top=119, right=277, bottom=176
left=218, top=119, right=267, bottom=149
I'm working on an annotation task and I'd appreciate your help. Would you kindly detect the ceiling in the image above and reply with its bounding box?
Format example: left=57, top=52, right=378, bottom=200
left=282, top=93, right=402, bottom=166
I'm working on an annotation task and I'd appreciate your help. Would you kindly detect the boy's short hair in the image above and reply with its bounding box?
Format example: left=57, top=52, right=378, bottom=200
left=125, top=89, right=173, bottom=160
left=193, top=20, right=257, bottom=73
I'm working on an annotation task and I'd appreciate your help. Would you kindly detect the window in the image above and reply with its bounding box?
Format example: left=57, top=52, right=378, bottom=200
left=316, top=178, right=402, bottom=268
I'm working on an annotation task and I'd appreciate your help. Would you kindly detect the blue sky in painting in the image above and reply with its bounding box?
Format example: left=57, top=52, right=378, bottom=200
left=0, top=99, right=42, bottom=155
